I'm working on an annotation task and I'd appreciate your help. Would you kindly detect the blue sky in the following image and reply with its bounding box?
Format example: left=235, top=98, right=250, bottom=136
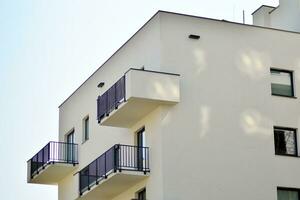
left=0, top=0, right=278, bottom=199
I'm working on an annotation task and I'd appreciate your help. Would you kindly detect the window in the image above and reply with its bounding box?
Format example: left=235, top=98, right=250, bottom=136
left=66, top=130, right=75, bottom=162
left=66, top=130, right=74, bottom=144
left=278, top=188, right=300, bottom=200
left=137, top=188, right=146, bottom=200
left=271, top=69, right=294, bottom=97
left=274, top=127, right=297, bottom=156
left=83, top=116, right=89, bottom=142
left=136, top=127, right=146, bottom=170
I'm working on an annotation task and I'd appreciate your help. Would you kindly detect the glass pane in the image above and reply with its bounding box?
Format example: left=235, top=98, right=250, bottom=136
left=274, top=128, right=297, bottom=155
left=138, top=189, right=146, bottom=200
left=66, top=131, right=75, bottom=162
left=271, top=70, right=293, bottom=96
left=278, top=189, right=298, bottom=200
left=67, top=131, right=74, bottom=143
left=85, top=117, right=89, bottom=140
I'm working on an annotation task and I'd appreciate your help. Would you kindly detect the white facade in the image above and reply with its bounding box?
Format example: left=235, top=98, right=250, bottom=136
left=28, top=9, right=300, bottom=200
left=253, top=0, right=300, bottom=32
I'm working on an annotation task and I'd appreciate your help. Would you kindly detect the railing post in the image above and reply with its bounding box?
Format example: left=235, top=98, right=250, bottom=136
left=106, top=91, right=109, bottom=116
left=48, top=143, right=50, bottom=163
left=104, top=151, right=107, bottom=178
left=96, top=159, right=98, bottom=185
left=71, top=143, right=73, bottom=163
left=87, top=168, right=90, bottom=191
left=30, top=159, right=33, bottom=178
left=114, top=83, right=117, bottom=109
left=42, top=147, right=44, bottom=169
left=114, top=144, right=120, bottom=172
left=123, top=76, right=126, bottom=102
left=79, top=172, right=82, bottom=196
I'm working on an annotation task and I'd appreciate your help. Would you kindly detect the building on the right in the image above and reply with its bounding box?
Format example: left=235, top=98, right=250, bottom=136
left=27, top=1, right=300, bottom=200
left=252, top=0, right=300, bottom=32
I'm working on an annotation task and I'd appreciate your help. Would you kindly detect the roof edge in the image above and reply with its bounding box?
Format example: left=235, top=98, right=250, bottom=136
left=59, top=9, right=300, bottom=108
left=158, top=10, right=300, bottom=34
left=58, top=11, right=161, bottom=108
left=251, top=5, right=276, bottom=15
left=269, top=5, right=279, bottom=14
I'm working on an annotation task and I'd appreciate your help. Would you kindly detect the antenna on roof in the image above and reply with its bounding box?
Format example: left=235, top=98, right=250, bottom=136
left=243, top=10, right=245, bottom=24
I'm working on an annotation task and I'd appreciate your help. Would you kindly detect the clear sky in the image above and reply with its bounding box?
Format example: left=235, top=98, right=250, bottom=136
left=0, top=0, right=278, bottom=199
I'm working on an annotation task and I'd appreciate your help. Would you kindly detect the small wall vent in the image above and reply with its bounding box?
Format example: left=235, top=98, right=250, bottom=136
left=188, top=34, right=200, bottom=39
left=97, top=82, right=105, bottom=88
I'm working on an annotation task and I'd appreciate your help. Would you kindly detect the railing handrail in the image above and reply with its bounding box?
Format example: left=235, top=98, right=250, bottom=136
left=124, top=68, right=181, bottom=77
left=28, top=141, right=78, bottom=162
left=117, top=144, right=149, bottom=148
left=80, top=144, right=149, bottom=171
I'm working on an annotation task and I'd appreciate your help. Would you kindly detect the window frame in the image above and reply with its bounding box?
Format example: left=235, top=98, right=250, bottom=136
left=277, top=187, right=300, bottom=200
left=270, top=68, right=295, bottom=98
left=274, top=126, right=298, bottom=157
left=82, top=116, right=89, bottom=143
left=136, top=188, right=146, bottom=200
left=65, top=128, right=75, bottom=143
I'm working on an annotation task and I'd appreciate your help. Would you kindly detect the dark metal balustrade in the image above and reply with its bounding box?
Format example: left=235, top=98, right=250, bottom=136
left=29, top=141, right=78, bottom=178
left=97, top=76, right=126, bottom=123
left=79, top=144, right=150, bottom=195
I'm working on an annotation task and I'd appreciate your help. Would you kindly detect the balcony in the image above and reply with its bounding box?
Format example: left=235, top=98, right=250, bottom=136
left=97, top=68, right=180, bottom=128
left=27, top=141, right=78, bottom=185
left=78, top=144, right=149, bottom=199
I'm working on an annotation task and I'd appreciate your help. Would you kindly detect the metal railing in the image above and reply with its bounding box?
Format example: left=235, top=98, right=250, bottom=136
left=79, top=144, right=150, bottom=195
left=97, top=76, right=126, bottom=123
left=29, top=141, right=78, bottom=178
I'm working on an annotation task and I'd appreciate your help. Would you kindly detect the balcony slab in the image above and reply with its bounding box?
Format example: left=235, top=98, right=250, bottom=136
left=78, top=171, right=149, bottom=200
left=28, top=163, right=77, bottom=185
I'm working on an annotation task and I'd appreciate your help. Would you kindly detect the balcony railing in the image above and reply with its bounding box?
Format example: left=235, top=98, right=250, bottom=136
left=97, top=76, right=125, bottom=123
left=29, top=141, right=78, bottom=178
left=79, top=144, right=150, bottom=195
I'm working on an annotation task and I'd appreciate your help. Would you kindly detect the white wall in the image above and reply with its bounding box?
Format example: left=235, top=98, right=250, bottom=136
left=253, top=0, right=300, bottom=32
left=252, top=6, right=274, bottom=27
left=159, top=12, right=300, bottom=200
left=58, top=13, right=162, bottom=200
left=57, top=11, right=300, bottom=200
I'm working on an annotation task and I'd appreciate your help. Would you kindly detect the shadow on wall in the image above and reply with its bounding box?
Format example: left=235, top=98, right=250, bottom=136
left=236, top=50, right=269, bottom=80
left=240, top=109, right=273, bottom=137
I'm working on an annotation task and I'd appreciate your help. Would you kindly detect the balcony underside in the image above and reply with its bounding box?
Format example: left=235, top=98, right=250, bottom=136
left=101, top=97, right=175, bottom=128
left=29, top=163, right=76, bottom=185
left=78, top=171, right=148, bottom=200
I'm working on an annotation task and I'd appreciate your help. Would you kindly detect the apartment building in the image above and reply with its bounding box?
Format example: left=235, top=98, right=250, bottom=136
left=27, top=0, right=300, bottom=199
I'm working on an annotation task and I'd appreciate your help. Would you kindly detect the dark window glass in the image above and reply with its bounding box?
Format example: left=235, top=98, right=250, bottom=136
left=274, top=127, right=297, bottom=156
left=66, top=130, right=75, bottom=162
left=83, top=117, right=89, bottom=142
left=136, top=128, right=145, bottom=170
left=67, top=130, right=74, bottom=143
left=138, top=188, right=146, bottom=200
left=278, top=188, right=299, bottom=200
left=271, top=69, right=294, bottom=97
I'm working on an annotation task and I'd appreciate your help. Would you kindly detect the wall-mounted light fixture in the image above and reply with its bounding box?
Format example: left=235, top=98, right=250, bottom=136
left=97, top=82, right=105, bottom=88
left=188, top=34, right=200, bottom=40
